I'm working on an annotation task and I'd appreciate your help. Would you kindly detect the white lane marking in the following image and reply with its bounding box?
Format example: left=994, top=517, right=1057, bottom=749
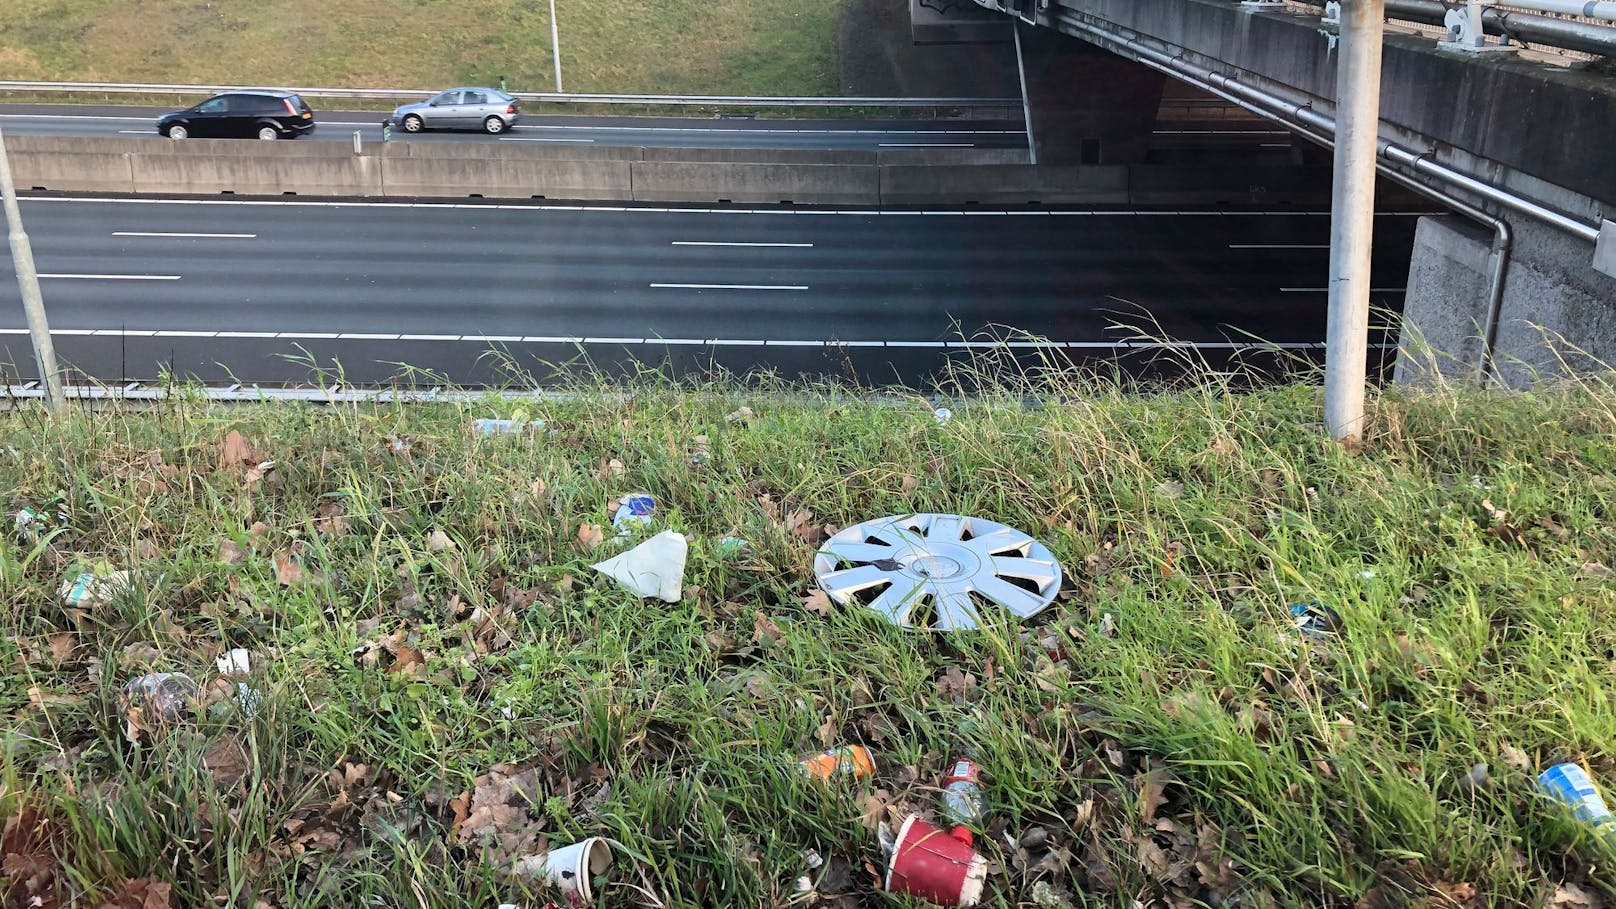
left=0, top=329, right=1398, bottom=350
left=0, top=113, right=150, bottom=122
left=18, top=196, right=1445, bottom=218
left=38, top=273, right=180, bottom=280
left=650, top=283, right=808, bottom=291
left=671, top=241, right=813, bottom=248
left=878, top=143, right=974, bottom=148
left=113, top=231, right=258, bottom=238
left=498, top=137, right=596, bottom=143
left=118, top=130, right=152, bottom=134
left=1280, top=287, right=1407, bottom=293
left=1230, top=244, right=1328, bottom=249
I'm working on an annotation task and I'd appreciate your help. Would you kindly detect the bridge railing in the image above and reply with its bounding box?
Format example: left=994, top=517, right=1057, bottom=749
left=1283, top=0, right=1615, bottom=61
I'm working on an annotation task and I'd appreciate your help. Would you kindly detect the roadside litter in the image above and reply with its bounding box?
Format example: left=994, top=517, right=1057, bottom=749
left=933, top=407, right=953, bottom=427
left=1538, top=763, right=1616, bottom=843
left=716, top=536, right=749, bottom=558
left=14, top=504, right=67, bottom=543
left=216, top=648, right=263, bottom=718
left=799, top=745, right=875, bottom=781
left=473, top=418, right=543, bottom=436
left=612, top=493, right=657, bottom=533
left=1289, top=602, right=1342, bottom=638
left=60, top=569, right=132, bottom=609
left=886, top=815, right=988, bottom=907
left=938, top=759, right=986, bottom=845
left=813, top=514, right=1063, bottom=631
left=122, top=672, right=198, bottom=724
left=512, top=837, right=614, bottom=905
left=591, top=530, right=687, bottom=602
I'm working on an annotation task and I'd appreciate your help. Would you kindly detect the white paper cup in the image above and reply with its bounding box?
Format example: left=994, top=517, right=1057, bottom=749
left=515, top=837, right=613, bottom=903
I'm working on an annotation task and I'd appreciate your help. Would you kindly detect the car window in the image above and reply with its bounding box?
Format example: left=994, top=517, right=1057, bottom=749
left=196, top=97, right=228, bottom=113
left=433, top=91, right=461, bottom=106
left=463, top=91, right=487, bottom=105
left=286, top=95, right=309, bottom=113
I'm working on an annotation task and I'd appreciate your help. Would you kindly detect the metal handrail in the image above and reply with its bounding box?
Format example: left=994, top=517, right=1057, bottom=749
left=1284, top=0, right=1616, bottom=56
left=0, top=81, right=1019, bottom=108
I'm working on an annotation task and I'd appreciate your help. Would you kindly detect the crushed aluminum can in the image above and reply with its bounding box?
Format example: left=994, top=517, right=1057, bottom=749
left=1289, top=602, right=1343, bottom=638
left=939, top=759, right=986, bottom=839
left=1538, top=763, right=1616, bottom=842
left=123, top=672, right=198, bottom=723
left=60, top=570, right=132, bottom=609
left=800, top=745, right=875, bottom=780
left=612, top=493, right=657, bottom=532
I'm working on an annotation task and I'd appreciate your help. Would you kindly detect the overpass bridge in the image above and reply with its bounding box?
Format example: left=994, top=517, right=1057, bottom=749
left=926, top=0, right=1616, bottom=385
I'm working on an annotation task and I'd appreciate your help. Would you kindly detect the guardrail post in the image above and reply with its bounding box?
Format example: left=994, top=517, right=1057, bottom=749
left=1324, top=0, right=1385, bottom=444
left=0, top=127, right=66, bottom=412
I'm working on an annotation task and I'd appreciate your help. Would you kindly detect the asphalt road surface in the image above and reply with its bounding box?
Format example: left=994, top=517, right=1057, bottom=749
left=0, top=104, right=1032, bottom=151
left=0, top=198, right=1418, bottom=387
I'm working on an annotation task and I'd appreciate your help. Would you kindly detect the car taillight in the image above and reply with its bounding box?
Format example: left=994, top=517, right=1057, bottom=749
left=506, top=104, right=516, bottom=114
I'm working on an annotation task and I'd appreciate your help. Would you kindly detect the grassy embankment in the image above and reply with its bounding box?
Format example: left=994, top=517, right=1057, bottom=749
left=2, top=363, right=1616, bottom=908
left=0, top=0, right=843, bottom=95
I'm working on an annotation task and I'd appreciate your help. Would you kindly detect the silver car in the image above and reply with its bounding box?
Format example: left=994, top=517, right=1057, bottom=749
left=389, top=88, right=521, bottom=135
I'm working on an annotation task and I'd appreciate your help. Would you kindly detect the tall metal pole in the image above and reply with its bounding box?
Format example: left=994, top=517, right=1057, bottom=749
left=549, top=0, right=564, bottom=93
left=1014, top=22, right=1038, bottom=166
left=1323, top=0, right=1384, bottom=443
left=0, top=127, right=65, bottom=411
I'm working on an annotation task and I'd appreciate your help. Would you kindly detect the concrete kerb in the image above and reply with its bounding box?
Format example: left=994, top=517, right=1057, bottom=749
left=628, top=161, right=881, bottom=204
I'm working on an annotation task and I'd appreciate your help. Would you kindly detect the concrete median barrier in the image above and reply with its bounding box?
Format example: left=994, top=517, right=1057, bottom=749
left=630, top=162, right=880, bottom=204
left=126, top=153, right=383, bottom=196
left=879, top=164, right=1129, bottom=205
left=380, top=155, right=632, bottom=200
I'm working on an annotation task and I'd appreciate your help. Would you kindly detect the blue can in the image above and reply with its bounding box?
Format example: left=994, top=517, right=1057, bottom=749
left=613, top=493, right=657, bottom=531
left=1289, top=602, right=1342, bottom=638
left=1538, top=763, right=1616, bottom=840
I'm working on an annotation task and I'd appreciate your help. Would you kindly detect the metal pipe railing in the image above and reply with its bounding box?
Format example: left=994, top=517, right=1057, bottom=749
left=0, top=80, right=1020, bottom=109
left=1288, top=0, right=1616, bottom=55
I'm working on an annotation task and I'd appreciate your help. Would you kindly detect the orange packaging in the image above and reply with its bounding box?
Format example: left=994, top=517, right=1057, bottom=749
left=799, top=745, right=875, bottom=780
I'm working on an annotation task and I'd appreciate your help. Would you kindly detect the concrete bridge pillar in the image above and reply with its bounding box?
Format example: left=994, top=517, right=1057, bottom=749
left=1016, top=23, right=1166, bottom=165
left=1397, top=216, right=1616, bottom=387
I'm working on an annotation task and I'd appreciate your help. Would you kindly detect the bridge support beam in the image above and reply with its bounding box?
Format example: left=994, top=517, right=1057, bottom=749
left=1015, top=22, right=1166, bottom=165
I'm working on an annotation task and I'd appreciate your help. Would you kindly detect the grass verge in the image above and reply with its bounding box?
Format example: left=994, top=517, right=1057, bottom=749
left=3, top=362, right=1616, bottom=908
left=0, top=0, right=845, bottom=96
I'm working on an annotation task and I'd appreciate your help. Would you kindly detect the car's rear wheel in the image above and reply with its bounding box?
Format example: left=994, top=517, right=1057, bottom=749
left=166, top=124, right=188, bottom=139
left=483, top=116, right=507, bottom=135
left=402, top=114, right=424, bottom=133
left=257, top=126, right=280, bottom=140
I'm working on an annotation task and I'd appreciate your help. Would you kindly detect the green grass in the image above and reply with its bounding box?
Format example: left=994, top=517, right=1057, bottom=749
left=0, top=0, right=845, bottom=95
left=3, top=362, right=1616, bottom=908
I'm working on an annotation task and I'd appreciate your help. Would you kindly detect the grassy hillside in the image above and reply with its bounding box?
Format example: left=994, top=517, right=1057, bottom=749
left=0, top=0, right=845, bottom=95
left=3, top=366, right=1616, bottom=907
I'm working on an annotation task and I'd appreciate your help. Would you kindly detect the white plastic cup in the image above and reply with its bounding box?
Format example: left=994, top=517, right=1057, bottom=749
left=514, top=837, right=613, bottom=903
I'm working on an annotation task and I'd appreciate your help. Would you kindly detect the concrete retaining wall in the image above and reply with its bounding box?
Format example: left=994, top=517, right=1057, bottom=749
left=4, top=134, right=1329, bottom=206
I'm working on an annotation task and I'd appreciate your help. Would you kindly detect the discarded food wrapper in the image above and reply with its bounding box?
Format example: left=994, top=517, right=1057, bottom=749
left=612, top=493, right=657, bottom=532
left=216, top=648, right=252, bottom=677
left=933, top=407, right=953, bottom=427
left=15, top=505, right=67, bottom=542
left=591, top=530, right=687, bottom=603
left=513, top=837, right=613, bottom=904
left=799, top=745, right=875, bottom=780
left=60, top=570, right=132, bottom=609
left=123, top=672, right=198, bottom=723
left=939, top=759, right=986, bottom=844
left=473, top=418, right=542, bottom=436
left=717, top=536, right=749, bottom=558
left=1538, top=763, right=1616, bottom=842
left=1289, top=602, right=1343, bottom=638
left=886, top=815, right=987, bottom=907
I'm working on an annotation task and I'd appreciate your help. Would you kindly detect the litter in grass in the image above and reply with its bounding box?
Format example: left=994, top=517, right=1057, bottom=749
left=59, top=569, right=132, bottom=609
left=14, top=504, right=67, bottom=542
left=122, top=672, right=198, bottom=739
left=716, top=536, right=749, bottom=558
left=939, top=759, right=986, bottom=844
left=591, top=530, right=687, bottom=602
left=512, top=837, right=613, bottom=904
left=1538, top=763, right=1616, bottom=843
left=1289, top=602, right=1343, bottom=638
left=800, top=745, right=875, bottom=780
left=473, top=418, right=542, bottom=436
left=933, top=407, right=953, bottom=426
left=611, top=493, right=657, bottom=532
left=886, top=815, right=987, bottom=906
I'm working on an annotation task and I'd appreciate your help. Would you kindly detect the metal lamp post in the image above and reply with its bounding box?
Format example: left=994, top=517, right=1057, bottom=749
left=549, top=0, right=565, bottom=93
left=0, top=127, right=65, bottom=411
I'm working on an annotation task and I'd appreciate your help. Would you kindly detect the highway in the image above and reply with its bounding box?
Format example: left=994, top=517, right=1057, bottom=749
left=0, top=198, right=1419, bottom=386
left=0, top=104, right=1031, bottom=151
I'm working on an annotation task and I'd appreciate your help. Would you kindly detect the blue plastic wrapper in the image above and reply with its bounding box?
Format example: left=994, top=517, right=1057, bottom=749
left=613, top=493, right=657, bottom=531
left=1538, top=763, right=1616, bottom=840
left=1289, top=602, right=1343, bottom=638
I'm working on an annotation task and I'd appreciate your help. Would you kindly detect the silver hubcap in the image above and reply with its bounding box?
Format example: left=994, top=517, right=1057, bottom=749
left=487, top=118, right=503, bottom=133
left=259, top=128, right=276, bottom=140
left=404, top=117, right=421, bottom=132
left=813, top=513, right=1063, bottom=631
left=169, top=127, right=187, bottom=139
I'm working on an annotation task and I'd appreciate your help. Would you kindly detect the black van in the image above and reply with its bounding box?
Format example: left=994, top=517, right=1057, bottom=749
left=157, top=91, right=316, bottom=140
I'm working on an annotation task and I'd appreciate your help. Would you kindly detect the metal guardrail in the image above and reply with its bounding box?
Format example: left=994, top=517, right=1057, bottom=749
left=1283, top=0, right=1616, bottom=59
left=0, top=81, right=1020, bottom=109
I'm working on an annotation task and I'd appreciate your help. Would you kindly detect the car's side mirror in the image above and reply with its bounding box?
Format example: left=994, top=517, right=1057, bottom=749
left=428, top=100, right=440, bottom=107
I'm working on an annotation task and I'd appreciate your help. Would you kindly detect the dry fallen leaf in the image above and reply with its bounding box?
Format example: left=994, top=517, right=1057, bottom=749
left=218, top=539, right=245, bottom=565
left=94, top=877, right=173, bottom=909
left=801, top=589, right=834, bottom=617
left=1578, top=562, right=1614, bottom=581
left=725, top=406, right=754, bottom=424
left=900, top=474, right=920, bottom=494
left=934, top=666, right=977, bottom=704
left=273, top=548, right=305, bottom=586
left=427, top=529, right=454, bottom=553
left=1546, top=882, right=1602, bottom=909
left=577, top=523, right=605, bottom=550
left=1153, top=480, right=1185, bottom=501
left=1139, top=766, right=1177, bottom=824
left=1500, top=743, right=1532, bottom=773
left=220, top=430, right=261, bottom=469
left=203, top=736, right=251, bottom=788
left=859, top=790, right=893, bottom=830
left=44, top=633, right=76, bottom=664
left=753, top=611, right=784, bottom=646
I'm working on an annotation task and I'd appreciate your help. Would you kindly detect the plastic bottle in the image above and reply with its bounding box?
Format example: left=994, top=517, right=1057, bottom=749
left=939, top=759, right=986, bottom=845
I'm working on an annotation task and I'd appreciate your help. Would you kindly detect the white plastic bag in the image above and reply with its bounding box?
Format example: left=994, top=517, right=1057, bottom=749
left=591, top=531, right=687, bottom=603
